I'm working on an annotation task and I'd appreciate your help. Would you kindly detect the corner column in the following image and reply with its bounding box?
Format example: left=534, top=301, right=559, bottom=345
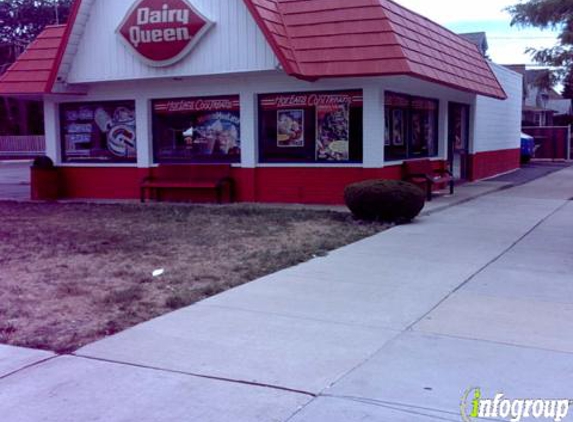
left=240, top=90, right=257, bottom=168
left=362, top=86, right=385, bottom=168
left=43, top=99, right=61, bottom=165
left=135, top=97, right=152, bottom=168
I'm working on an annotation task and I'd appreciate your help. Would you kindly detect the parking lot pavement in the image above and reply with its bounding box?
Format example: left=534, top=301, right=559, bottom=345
left=0, top=160, right=31, bottom=200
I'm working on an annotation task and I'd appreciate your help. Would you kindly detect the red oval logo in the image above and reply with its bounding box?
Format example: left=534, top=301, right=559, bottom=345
left=117, top=0, right=213, bottom=67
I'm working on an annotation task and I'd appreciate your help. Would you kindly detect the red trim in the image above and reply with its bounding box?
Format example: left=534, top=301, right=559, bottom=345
left=52, top=162, right=451, bottom=205
left=468, top=149, right=520, bottom=181
left=46, top=0, right=83, bottom=93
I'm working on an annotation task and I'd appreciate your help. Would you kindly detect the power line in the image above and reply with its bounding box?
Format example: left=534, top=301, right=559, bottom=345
left=489, top=36, right=558, bottom=40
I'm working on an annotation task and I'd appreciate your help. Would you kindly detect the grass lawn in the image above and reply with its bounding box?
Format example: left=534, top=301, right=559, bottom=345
left=0, top=201, right=386, bottom=353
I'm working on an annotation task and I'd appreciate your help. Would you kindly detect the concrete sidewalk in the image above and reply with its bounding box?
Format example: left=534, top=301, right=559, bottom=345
left=1, top=167, right=573, bottom=421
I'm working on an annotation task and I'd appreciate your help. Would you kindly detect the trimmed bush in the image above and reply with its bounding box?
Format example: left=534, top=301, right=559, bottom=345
left=32, top=156, right=55, bottom=170
left=344, top=179, right=425, bottom=223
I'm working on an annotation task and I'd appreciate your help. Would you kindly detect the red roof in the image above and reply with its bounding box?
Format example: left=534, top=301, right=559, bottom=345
left=0, top=25, right=67, bottom=95
left=0, top=0, right=506, bottom=99
left=244, top=0, right=506, bottom=99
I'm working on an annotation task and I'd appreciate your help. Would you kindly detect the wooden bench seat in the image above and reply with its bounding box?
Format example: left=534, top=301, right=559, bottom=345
left=140, top=164, right=234, bottom=203
left=402, top=159, right=454, bottom=201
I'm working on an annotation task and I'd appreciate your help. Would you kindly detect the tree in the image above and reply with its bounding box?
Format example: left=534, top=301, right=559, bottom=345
left=563, top=67, right=573, bottom=98
left=0, top=0, right=73, bottom=54
left=507, top=0, right=573, bottom=83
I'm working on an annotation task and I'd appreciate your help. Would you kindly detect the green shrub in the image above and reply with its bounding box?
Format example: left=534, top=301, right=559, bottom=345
left=344, top=179, right=425, bottom=223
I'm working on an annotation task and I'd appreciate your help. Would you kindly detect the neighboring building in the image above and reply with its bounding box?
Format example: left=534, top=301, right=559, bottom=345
left=505, top=65, right=572, bottom=127
left=0, top=0, right=523, bottom=204
left=459, top=32, right=489, bottom=57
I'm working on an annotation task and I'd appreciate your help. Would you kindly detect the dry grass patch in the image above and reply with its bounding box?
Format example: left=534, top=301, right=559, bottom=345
left=0, top=201, right=387, bottom=353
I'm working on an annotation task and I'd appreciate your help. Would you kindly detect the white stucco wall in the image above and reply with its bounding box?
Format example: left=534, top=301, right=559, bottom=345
left=45, top=71, right=478, bottom=168
left=473, top=64, right=523, bottom=153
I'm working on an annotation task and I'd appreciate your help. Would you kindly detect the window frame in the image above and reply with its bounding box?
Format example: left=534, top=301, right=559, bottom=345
left=384, top=91, right=440, bottom=162
left=151, top=94, right=242, bottom=165
left=59, top=100, right=137, bottom=164
left=257, top=89, right=364, bottom=165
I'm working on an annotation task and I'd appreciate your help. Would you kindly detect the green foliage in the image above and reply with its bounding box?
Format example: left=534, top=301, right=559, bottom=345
left=507, top=0, right=573, bottom=82
left=0, top=0, right=72, bottom=64
left=344, top=180, right=426, bottom=223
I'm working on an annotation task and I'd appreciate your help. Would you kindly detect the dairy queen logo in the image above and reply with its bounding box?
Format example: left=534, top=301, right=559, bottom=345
left=117, top=0, right=214, bottom=67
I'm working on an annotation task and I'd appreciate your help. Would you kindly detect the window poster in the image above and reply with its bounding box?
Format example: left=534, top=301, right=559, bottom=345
left=385, top=108, right=391, bottom=146
left=191, top=111, right=241, bottom=156
left=424, top=114, right=436, bottom=155
left=316, top=103, right=350, bottom=161
left=277, top=110, right=304, bottom=147
left=61, top=101, right=136, bottom=163
left=411, top=111, right=423, bottom=150
left=392, top=109, right=405, bottom=146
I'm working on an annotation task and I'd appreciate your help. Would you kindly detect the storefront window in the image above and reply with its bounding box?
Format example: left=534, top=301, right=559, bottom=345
left=385, top=92, right=439, bottom=161
left=258, top=90, right=363, bottom=164
left=60, top=100, right=136, bottom=163
left=152, top=95, right=241, bottom=163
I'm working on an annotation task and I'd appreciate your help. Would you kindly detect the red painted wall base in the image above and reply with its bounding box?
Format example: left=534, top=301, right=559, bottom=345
left=49, top=151, right=519, bottom=205
left=468, top=149, right=520, bottom=182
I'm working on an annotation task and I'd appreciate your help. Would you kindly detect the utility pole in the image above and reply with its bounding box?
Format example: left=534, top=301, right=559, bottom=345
left=55, top=1, right=60, bottom=25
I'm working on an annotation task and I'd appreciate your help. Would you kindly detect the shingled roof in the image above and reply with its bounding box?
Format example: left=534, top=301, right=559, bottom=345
left=0, top=0, right=506, bottom=99
left=0, top=25, right=67, bottom=95
left=244, top=0, right=506, bottom=99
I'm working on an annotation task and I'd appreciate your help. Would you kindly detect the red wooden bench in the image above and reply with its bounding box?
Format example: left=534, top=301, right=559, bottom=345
left=402, top=159, right=454, bottom=201
left=140, top=164, right=234, bottom=204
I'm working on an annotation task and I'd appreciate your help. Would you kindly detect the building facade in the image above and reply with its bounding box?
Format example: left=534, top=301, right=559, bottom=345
left=0, top=0, right=523, bottom=204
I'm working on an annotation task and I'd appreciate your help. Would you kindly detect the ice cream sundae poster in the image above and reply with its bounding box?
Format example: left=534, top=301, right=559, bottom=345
left=190, top=111, right=241, bottom=156
left=277, top=110, right=304, bottom=148
left=316, top=103, right=350, bottom=162
left=61, top=100, right=136, bottom=162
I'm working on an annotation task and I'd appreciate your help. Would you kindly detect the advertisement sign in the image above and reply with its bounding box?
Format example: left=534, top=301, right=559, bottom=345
left=260, top=91, right=362, bottom=110
left=117, top=0, right=214, bottom=67
left=61, top=101, right=136, bottom=163
left=277, top=110, right=304, bottom=147
left=316, top=103, right=350, bottom=161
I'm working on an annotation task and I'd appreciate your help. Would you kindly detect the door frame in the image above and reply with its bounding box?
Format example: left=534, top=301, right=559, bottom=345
left=448, top=102, right=471, bottom=181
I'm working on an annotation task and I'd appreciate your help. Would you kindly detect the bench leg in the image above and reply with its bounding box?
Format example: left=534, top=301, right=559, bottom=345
left=450, top=180, right=455, bottom=195
left=140, top=187, right=146, bottom=203
left=426, top=181, right=433, bottom=202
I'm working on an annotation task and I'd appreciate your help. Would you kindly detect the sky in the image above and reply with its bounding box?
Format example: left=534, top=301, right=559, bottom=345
left=393, top=0, right=561, bottom=67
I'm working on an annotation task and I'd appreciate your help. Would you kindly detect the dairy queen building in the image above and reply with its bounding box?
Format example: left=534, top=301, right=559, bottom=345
left=0, top=0, right=522, bottom=204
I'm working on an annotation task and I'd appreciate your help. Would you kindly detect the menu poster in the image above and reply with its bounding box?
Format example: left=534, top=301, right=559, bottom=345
left=385, top=108, right=391, bottom=146
left=61, top=101, right=136, bottom=162
left=392, top=109, right=405, bottom=146
left=277, top=110, right=304, bottom=147
left=411, top=111, right=423, bottom=149
left=190, top=111, right=241, bottom=156
left=316, top=103, right=350, bottom=162
left=424, top=114, right=435, bottom=154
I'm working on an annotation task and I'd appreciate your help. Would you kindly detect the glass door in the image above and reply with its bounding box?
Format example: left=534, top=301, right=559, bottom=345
left=448, top=103, right=470, bottom=180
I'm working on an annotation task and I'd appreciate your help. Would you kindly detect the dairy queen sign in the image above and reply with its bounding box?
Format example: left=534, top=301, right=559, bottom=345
left=117, top=0, right=214, bottom=67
